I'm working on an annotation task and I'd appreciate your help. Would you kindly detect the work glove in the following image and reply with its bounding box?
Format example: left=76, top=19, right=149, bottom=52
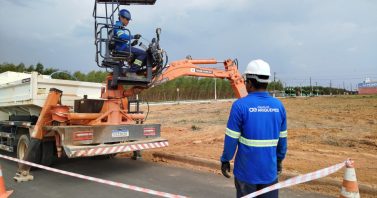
left=133, top=34, right=141, bottom=39
left=131, top=39, right=139, bottom=46
left=221, top=161, right=231, bottom=178
left=277, top=159, right=283, bottom=175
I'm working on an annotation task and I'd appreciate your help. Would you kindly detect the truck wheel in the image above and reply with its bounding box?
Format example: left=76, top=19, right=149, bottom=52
left=17, top=134, right=41, bottom=164
left=17, top=135, right=31, bottom=160
left=40, top=141, right=56, bottom=166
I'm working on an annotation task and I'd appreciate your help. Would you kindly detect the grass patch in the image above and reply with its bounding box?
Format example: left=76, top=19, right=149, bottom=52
left=192, top=119, right=206, bottom=124
left=174, top=120, right=187, bottom=124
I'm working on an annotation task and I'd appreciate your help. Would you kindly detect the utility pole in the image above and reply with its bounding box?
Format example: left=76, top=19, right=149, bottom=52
left=273, top=72, right=276, bottom=97
left=350, top=83, right=352, bottom=94
left=315, top=82, right=318, bottom=96
left=214, top=78, right=217, bottom=100
left=330, top=80, right=332, bottom=95
left=176, top=88, right=180, bottom=103
left=343, top=81, right=345, bottom=95
left=310, top=77, right=312, bottom=96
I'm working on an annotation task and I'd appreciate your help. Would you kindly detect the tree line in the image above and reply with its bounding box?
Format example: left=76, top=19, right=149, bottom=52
left=139, top=77, right=235, bottom=101
left=284, top=86, right=349, bottom=96
left=1, top=62, right=351, bottom=101
left=0, top=62, right=107, bottom=83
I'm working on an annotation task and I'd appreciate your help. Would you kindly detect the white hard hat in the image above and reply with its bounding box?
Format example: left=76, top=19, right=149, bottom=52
left=243, top=59, right=271, bottom=83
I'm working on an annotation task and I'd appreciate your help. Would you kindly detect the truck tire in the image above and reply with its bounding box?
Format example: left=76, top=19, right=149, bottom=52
left=40, top=141, right=56, bottom=166
left=17, top=134, right=31, bottom=160
left=17, top=134, right=41, bottom=164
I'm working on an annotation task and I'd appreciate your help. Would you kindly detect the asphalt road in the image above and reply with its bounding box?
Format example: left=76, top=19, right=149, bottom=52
left=0, top=153, right=332, bottom=198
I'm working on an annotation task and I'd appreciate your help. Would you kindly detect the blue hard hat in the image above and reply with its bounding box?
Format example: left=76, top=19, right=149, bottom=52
left=119, top=9, right=131, bottom=20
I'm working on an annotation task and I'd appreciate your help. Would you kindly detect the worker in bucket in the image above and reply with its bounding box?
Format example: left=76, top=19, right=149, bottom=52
left=114, top=9, right=146, bottom=77
left=220, top=59, right=287, bottom=198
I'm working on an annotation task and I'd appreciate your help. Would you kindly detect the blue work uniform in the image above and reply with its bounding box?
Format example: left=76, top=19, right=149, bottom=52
left=113, top=21, right=147, bottom=72
left=221, top=91, right=287, bottom=185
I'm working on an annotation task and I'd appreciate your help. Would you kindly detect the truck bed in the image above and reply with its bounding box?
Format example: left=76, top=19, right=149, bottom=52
left=0, top=71, right=103, bottom=119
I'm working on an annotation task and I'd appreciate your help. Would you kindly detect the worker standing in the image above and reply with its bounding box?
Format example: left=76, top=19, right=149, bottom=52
left=220, top=59, right=287, bottom=198
left=114, top=9, right=146, bottom=75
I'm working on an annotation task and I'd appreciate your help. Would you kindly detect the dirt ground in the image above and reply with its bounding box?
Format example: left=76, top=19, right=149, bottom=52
left=141, top=95, right=377, bottom=197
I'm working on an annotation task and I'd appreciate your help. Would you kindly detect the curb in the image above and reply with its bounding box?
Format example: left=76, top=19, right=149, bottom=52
left=152, top=152, right=377, bottom=195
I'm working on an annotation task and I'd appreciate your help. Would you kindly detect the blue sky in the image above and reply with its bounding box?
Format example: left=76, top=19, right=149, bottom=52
left=0, top=0, right=376, bottom=89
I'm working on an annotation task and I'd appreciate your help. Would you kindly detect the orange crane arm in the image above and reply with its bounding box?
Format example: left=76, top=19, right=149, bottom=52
left=150, top=59, right=248, bottom=98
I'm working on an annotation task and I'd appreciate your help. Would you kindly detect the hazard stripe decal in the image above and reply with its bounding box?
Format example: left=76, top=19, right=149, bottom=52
left=70, top=141, right=169, bottom=158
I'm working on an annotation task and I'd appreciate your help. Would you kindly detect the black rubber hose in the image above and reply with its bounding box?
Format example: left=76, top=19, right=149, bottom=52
left=144, top=99, right=150, bottom=122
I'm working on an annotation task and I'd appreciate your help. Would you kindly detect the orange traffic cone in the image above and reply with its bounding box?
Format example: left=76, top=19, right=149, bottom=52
left=0, top=166, right=13, bottom=198
left=339, top=160, right=360, bottom=198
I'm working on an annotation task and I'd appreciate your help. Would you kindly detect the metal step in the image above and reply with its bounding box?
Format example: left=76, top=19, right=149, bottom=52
left=0, top=132, right=15, bottom=139
left=0, top=144, right=13, bottom=152
left=0, top=121, right=32, bottom=128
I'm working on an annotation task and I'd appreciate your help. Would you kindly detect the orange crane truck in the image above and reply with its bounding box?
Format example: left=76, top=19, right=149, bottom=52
left=0, top=0, right=247, bottom=182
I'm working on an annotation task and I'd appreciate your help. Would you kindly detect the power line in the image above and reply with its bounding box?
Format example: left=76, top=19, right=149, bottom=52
left=277, top=73, right=377, bottom=78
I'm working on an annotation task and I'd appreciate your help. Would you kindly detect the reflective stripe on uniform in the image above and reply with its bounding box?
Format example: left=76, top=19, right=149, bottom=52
left=133, top=59, right=143, bottom=66
left=280, top=130, right=287, bottom=138
left=239, top=136, right=279, bottom=147
left=117, top=30, right=125, bottom=37
left=225, top=128, right=241, bottom=139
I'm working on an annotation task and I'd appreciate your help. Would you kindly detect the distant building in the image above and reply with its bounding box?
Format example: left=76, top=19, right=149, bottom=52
left=358, top=78, right=377, bottom=94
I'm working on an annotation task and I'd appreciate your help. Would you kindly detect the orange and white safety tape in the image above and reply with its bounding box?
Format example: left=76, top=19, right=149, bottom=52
left=242, top=159, right=351, bottom=198
left=0, top=154, right=186, bottom=198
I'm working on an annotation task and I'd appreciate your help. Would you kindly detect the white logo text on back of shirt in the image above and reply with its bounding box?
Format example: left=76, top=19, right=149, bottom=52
left=249, top=106, right=279, bottom=113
